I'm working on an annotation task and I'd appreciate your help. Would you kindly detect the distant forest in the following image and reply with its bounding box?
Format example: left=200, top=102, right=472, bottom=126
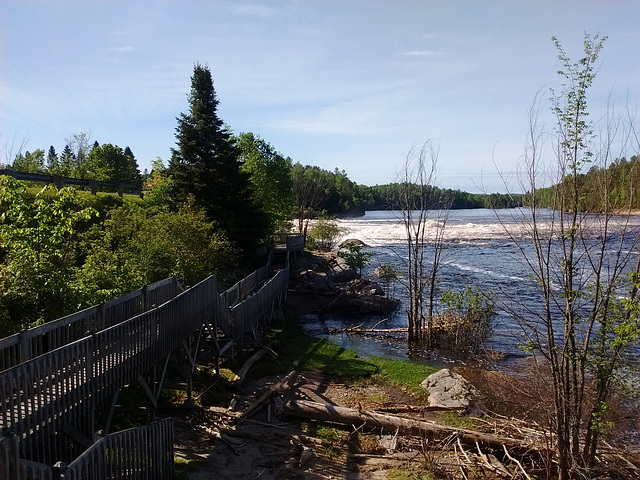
left=6, top=140, right=638, bottom=217
left=531, top=155, right=640, bottom=211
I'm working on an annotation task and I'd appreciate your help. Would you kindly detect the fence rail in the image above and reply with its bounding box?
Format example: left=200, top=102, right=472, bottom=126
left=61, top=418, right=174, bottom=480
left=0, top=277, right=182, bottom=371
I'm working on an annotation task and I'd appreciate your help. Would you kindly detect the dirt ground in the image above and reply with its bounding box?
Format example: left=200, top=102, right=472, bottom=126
left=173, top=371, right=461, bottom=480
left=171, top=284, right=640, bottom=479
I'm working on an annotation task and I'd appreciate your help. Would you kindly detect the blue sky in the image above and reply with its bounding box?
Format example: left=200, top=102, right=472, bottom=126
left=1, top=1, right=638, bottom=193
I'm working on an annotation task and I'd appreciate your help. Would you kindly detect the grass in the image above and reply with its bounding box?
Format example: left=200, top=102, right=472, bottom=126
left=387, top=467, right=437, bottom=480
left=442, top=411, right=479, bottom=429
left=248, top=316, right=378, bottom=381
left=174, top=455, right=209, bottom=479
left=369, top=356, right=438, bottom=397
left=243, top=315, right=439, bottom=397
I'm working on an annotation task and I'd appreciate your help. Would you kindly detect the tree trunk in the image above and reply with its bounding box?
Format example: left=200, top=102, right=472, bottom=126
left=283, top=399, right=539, bottom=456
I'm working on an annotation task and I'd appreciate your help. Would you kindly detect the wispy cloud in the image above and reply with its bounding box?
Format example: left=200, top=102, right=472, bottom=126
left=116, top=46, right=135, bottom=52
left=402, top=50, right=443, bottom=58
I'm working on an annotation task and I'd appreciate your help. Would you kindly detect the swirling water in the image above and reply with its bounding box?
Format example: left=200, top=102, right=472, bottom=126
left=300, top=209, right=640, bottom=367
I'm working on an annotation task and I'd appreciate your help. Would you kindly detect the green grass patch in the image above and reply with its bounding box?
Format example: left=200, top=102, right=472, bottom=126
left=250, top=316, right=377, bottom=381
left=387, top=467, right=436, bottom=480
left=315, top=425, right=339, bottom=442
left=441, top=411, right=478, bottom=429
left=174, top=455, right=209, bottom=479
left=369, top=356, right=438, bottom=396
left=366, top=393, right=390, bottom=403
left=244, top=316, right=439, bottom=403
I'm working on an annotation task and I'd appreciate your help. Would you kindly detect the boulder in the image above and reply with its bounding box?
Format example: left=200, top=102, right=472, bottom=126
left=338, top=238, right=369, bottom=249
left=420, top=368, right=478, bottom=411
left=328, top=256, right=358, bottom=283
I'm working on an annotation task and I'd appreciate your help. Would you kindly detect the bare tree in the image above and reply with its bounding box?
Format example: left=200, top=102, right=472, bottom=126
left=1, top=134, right=29, bottom=168
left=506, top=34, right=640, bottom=479
left=397, top=141, right=451, bottom=345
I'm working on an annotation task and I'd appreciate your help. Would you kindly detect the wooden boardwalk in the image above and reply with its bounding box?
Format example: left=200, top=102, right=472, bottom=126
left=0, top=237, right=302, bottom=479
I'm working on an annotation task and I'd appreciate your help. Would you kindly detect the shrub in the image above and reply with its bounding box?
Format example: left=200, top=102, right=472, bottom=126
left=435, top=286, right=495, bottom=352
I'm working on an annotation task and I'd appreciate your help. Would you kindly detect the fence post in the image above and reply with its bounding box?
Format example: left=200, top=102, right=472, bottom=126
left=18, top=329, right=30, bottom=364
left=0, top=429, right=19, bottom=480
left=142, top=284, right=149, bottom=311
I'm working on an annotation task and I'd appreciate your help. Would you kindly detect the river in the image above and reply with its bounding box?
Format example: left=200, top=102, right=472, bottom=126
left=299, top=209, right=640, bottom=368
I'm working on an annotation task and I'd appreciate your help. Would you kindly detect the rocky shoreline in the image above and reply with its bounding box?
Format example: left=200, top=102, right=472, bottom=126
left=287, top=249, right=400, bottom=317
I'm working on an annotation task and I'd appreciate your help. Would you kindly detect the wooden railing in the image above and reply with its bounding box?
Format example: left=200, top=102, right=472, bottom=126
left=0, top=275, right=217, bottom=465
left=1, top=419, right=173, bottom=480
left=0, top=276, right=183, bottom=371
left=0, top=243, right=296, bottom=478
left=273, top=232, right=305, bottom=252
left=61, top=418, right=173, bottom=480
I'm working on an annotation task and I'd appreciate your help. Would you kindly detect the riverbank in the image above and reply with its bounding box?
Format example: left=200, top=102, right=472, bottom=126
left=170, top=250, right=639, bottom=479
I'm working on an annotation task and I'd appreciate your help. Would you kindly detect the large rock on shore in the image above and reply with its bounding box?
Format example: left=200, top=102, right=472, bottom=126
left=421, top=368, right=478, bottom=411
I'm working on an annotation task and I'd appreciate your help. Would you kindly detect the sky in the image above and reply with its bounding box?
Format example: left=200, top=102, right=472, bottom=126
left=1, top=1, right=639, bottom=193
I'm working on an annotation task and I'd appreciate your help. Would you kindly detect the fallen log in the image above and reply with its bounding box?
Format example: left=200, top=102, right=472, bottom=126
left=376, top=404, right=463, bottom=414
left=327, top=327, right=408, bottom=334
left=230, top=348, right=269, bottom=390
left=282, top=399, right=540, bottom=456
left=241, top=370, right=298, bottom=419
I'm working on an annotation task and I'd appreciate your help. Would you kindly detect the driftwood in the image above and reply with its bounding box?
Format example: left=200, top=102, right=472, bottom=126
left=241, top=370, right=298, bottom=419
left=327, top=327, right=408, bottom=334
left=376, top=403, right=463, bottom=414
left=230, top=348, right=269, bottom=390
left=283, top=399, right=539, bottom=456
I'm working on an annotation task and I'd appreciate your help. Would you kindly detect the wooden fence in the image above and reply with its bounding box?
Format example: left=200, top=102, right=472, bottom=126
left=0, top=276, right=183, bottom=371
left=272, top=232, right=305, bottom=252
left=1, top=419, right=174, bottom=480
left=0, top=240, right=298, bottom=478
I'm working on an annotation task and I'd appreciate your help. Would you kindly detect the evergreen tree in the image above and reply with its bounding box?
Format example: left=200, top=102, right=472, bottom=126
left=47, top=146, right=59, bottom=173
left=123, top=146, right=142, bottom=185
left=169, top=63, right=267, bottom=256
left=60, top=144, right=76, bottom=177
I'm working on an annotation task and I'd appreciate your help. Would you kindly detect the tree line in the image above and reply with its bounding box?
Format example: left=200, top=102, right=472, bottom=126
left=8, top=132, right=143, bottom=186
left=531, top=154, right=640, bottom=211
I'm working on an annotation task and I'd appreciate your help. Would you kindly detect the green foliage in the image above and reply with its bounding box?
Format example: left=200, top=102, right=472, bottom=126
left=11, top=149, right=46, bottom=173
left=375, top=263, right=401, bottom=299
left=169, top=63, right=268, bottom=256
left=142, top=158, right=174, bottom=212
left=438, top=286, right=496, bottom=351
left=236, top=132, right=294, bottom=231
left=0, top=177, right=97, bottom=332
left=78, top=198, right=240, bottom=299
left=309, top=215, right=343, bottom=250
left=337, top=244, right=372, bottom=276
left=84, top=143, right=141, bottom=184
left=532, top=155, right=640, bottom=211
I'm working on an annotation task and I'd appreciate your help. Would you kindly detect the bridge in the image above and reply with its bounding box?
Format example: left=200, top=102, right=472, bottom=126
left=0, top=234, right=305, bottom=479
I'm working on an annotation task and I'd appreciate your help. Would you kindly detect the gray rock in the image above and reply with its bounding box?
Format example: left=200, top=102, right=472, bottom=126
left=420, top=368, right=477, bottom=410
left=338, top=238, right=369, bottom=249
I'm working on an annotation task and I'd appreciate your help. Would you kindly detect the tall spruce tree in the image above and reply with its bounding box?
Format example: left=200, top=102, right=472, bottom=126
left=169, top=63, right=267, bottom=257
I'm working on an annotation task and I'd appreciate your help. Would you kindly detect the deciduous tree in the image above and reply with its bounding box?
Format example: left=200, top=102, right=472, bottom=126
left=509, top=33, right=640, bottom=478
left=236, top=132, right=293, bottom=231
